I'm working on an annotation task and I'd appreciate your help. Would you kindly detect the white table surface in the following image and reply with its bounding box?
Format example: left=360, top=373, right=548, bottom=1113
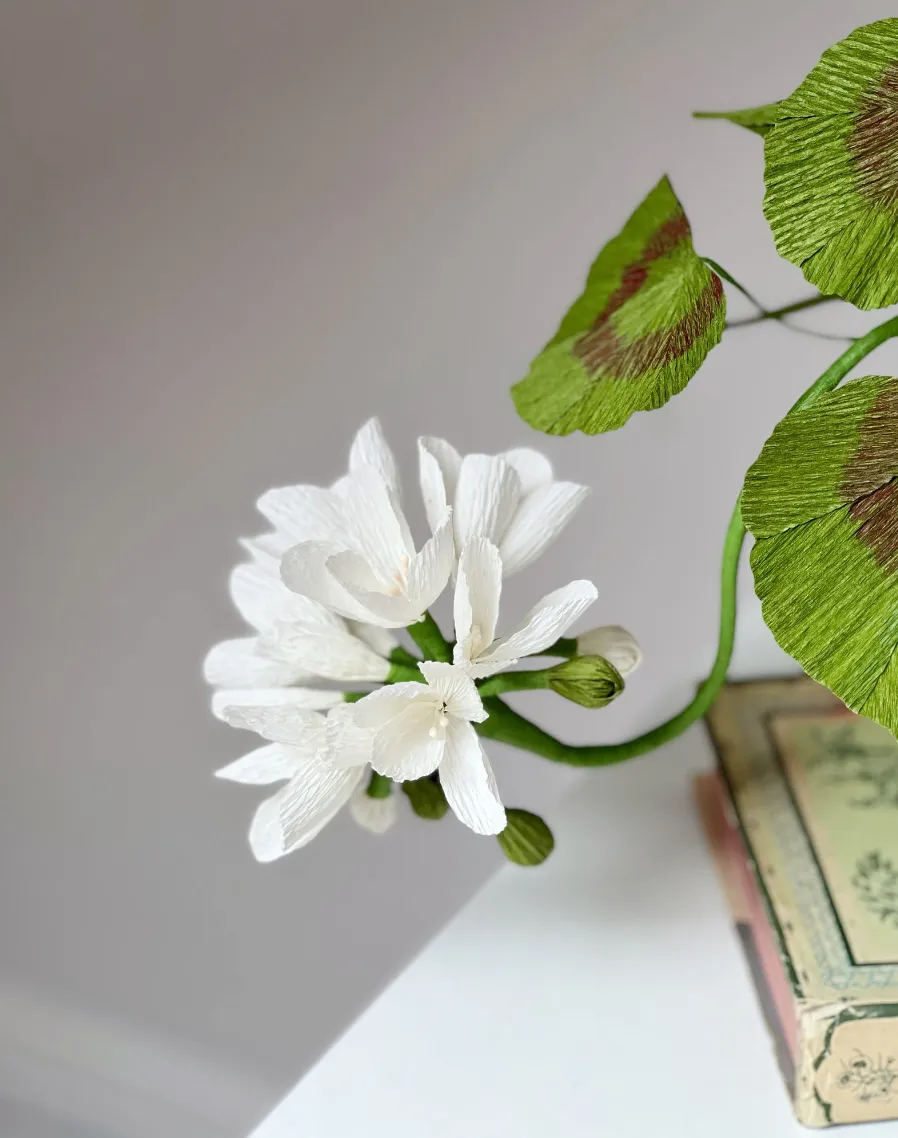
left=252, top=724, right=886, bottom=1137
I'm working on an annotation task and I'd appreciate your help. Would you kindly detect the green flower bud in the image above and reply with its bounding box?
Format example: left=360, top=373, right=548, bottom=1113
left=402, top=774, right=449, bottom=820
left=497, top=809, right=554, bottom=866
left=547, top=655, right=624, bottom=708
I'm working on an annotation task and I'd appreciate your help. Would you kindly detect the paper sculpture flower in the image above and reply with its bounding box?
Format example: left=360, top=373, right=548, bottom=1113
left=418, top=437, right=589, bottom=573
left=353, top=661, right=505, bottom=835
left=452, top=537, right=598, bottom=678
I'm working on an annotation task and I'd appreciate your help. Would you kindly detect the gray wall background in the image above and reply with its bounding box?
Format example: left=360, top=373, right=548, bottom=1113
left=2, top=2, right=896, bottom=1135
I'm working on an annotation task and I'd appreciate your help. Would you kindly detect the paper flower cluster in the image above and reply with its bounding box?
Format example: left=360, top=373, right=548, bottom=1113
left=206, top=420, right=640, bottom=862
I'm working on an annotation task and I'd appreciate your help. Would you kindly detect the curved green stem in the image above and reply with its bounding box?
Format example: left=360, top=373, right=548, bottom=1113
left=478, top=670, right=551, bottom=698
left=479, top=310, right=898, bottom=766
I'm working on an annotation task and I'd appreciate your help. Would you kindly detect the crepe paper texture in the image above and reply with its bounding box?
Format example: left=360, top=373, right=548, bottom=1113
left=496, top=809, right=554, bottom=866
left=764, top=18, right=898, bottom=311
left=511, top=176, right=726, bottom=435
left=703, top=678, right=898, bottom=1127
left=693, top=102, right=781, bottom=137
left=742, top=374, right=898, bottom=738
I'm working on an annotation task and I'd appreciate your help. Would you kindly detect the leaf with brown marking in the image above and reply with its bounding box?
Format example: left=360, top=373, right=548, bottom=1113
left=764, top=19, right=898, bottom=309
left=511, top=176, right=725, bottom=435
left=743, top=375, right=898, bottom=737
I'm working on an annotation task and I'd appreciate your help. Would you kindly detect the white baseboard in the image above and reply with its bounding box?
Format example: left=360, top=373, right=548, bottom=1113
left=0, top=978, right=278, bottom=1138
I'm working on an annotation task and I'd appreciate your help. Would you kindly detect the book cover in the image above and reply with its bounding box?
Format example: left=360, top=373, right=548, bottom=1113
left=702, top=677, right=898, bottom=1127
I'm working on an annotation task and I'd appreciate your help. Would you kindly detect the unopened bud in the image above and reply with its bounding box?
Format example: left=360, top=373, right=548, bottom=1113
left=497, top=808, right=554, bottom=866
left=576, top=625, right=642, bottom=677
left=548, top=655, right=624, bottom=709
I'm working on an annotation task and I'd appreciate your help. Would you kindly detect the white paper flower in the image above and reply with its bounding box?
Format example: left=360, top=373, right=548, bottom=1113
left=215, top=702, right=387, bottom=860
left=204, top=551, right=396, bottom=690
left=269, top=420, right=454, bottom=628
left=576, top=625, right=642, bottom=677
left=452, top=538, right=597, bottom=679
left=418, top=437, right=589, bottom=575
left=353, top=661, right=505, bottom=835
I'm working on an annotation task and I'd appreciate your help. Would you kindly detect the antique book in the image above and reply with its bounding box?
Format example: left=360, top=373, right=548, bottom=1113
left=698, top=677, right=898, bottom=1127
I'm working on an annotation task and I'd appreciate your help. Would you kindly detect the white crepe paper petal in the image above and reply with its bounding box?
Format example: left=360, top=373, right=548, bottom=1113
left=475, top=580, right=597, bottom=674
left=453, top=455, right=521, bottom=550
left=418, top=661, right=487, bottom=723
left=348, top=418, right=400, bottom=494
left=279, top=763, right=364, bottom=853
left=204, top=637, right=316, bottom=689
left=370, top=702, right=446, bottom=781
left=577, top=625, right=642, bottom=677
left=501, top=447, right=554, bottom=496
left=453, top=538, right=502, bottom=667
left=212, top=687, right=344, bottom=721
left=418, top=437, right=462, bottom=536
left=439, top=720, right=506, bottom=835
left=215, top=743, right=302, bottom=785
left=498, top=482, right=590, bottom=576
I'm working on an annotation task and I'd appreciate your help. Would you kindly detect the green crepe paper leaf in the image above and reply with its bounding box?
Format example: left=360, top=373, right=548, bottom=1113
left=764, top=19, right=898, bottom=310
left=497, top=809, right=555, bottom=866
left=693, top=103, right=781, bottom=137
left=742, top=374, right=898, bottom=736
left=511, top=176, right=726, bottom=435
left=402, top=775, right=449, bottom=820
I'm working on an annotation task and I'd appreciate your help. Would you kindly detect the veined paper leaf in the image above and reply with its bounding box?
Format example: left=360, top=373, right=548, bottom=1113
left=693, top=102, right=781, bottom=137
left=743, top=374, right=898, bottom=736
left=511, top=176, right=725, bottom=435
left=764, top=18, right=898, bottom=310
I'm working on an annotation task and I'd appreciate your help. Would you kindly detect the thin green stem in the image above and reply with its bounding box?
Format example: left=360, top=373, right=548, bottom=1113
left=479, top=310, right=898, bottom=766
left=478, top=670, right=551, bottom=698
left=407, top=611, right=452, bottom=662
left=539, top=637, right=578, bottom=659
left=727, top=293, right=837, bottom=326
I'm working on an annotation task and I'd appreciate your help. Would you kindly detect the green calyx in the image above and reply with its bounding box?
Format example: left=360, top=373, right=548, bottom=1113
left=693, top=102, right=781, bottom=137
left=743, top=373, right=898, bottom=738
left=402, top=775, right=449, bottom=820
left=764, top=18, right=898, bottom=310
left=511, top=175, right=725, bottom=435
left=497, top=809, right=555, bottom=866
left=547, top=655, right=624, bottom=709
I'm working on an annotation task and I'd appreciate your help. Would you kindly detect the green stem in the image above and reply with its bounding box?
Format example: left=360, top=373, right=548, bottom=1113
left=727, top=292, right=837, bottom=326
left=478, top=670, right=551, bottom=698
left=407, top=611, right=452, bottom=662
left=480, top=311, right=898, bottom=766
left=540, top=637, right=578, bottom=659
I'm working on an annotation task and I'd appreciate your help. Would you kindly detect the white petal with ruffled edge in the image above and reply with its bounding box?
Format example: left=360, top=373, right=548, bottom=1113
left=204, top=637, right=316, bottom=689
left=453, top=539, right=502, bottom=667
left=452, top=455, right=520, bottom=551
left=501, top=447, right=553, bottom=496
left=212, top=686, right=344, bottom=721
left=439, top=720, right=505, bottom=835
left=462, top=579, right=598, bottom=678
left=215, top=743, right=302, bottom=785
left=418, top=437, right=462, bottom=535
left=577, top=625, right=642, bottom=677
left=348, top=418, right=400, bottom=495
left=498, top=481, right=590, bottom=576
left=249, top=761, right=365, bottom=862
left=280, top=540, right=376, bottom=623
